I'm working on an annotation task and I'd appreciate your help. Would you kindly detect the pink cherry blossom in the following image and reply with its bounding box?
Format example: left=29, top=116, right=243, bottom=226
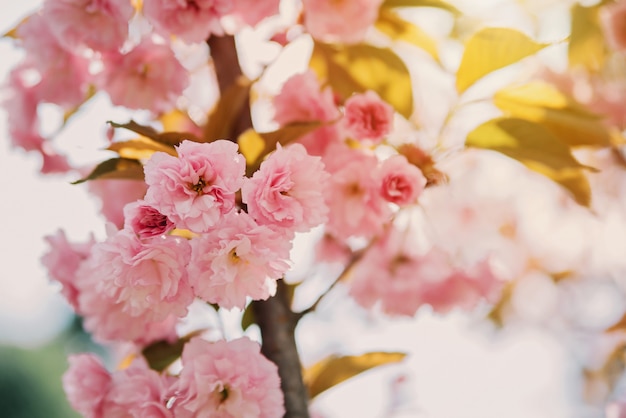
left=242, top=144, right=330, bottom=233
left=188, top=211, right=292, bottom=309
left=63, top=354, right=112, bottom=418
left=41, top=230, right=95, bottom=309
left=142, top=0, right=232, bottom=43
left=124, top=200, right=175, bottom=238
left=3, top=65, right=44, bottom=152
left=173, top=337, right=285, bottom=418
left=378, top=155, right=427, bottom=206
left=75, top=229, right=193, bottom=342
left=144, top=139, right=245, bottom=233
left=302, top=0, right=384, bottom=44
left=323, top=144, right=390, bottom=239
left=87, top=179, right=148, bottom=228
left=228, top=0, right=280, bottom=28
left=343, top=91, right=394, bottom=144
left=601, top=1, right=626, bottom=52
left=99, top=38, right=189, bottom=113
left=273, top=70, right=341, bottom=156
left=43, top=0, right=134, bottom=52
left=350, top=227, right=502, bottom=316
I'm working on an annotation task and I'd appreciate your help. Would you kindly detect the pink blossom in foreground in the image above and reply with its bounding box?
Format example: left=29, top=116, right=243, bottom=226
left=41, top=230, right=95, bottom=309
left=43, top=0, right=134, bottom=52
left=350, top=228, right=502, bottom=316
left=378, top=155, right=427, bottom=206
left=323, top=144, right=390, bottom=239
left=144, top=140, right=245, bottom=233
left=343, top=91, right=394, bottom=144
left=63, top=354, right=112, bottom=418
left=601, top=1, right=626, bottom=52
left=64, top=354, right=175, bottom=418
left=75, top=229, right=193, bottom=342
left=188, top=212, right=292, bottom=309
left=302, top=0, right=384, bottom=44
left=124, top=200, right=175, bottom=238
left=228, top=0, right=280, bottom=28
left=242, top=144, right=330, bottom=233
left=273, top=70, right=341, bottom=156
left=99, top=38, right=188, bottom=113
left=142, top=0, right=232, bottom=43
left=87, top=179, right=148, bottom=228
left=173, top=337, right=285, bottom=418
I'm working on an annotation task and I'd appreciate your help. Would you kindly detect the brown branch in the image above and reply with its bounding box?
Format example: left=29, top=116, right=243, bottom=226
left=208, top=34, right=310, bottom=418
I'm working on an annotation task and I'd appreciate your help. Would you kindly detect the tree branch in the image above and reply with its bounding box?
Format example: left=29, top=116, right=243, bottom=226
left=208, top=34, right=310, bottom=418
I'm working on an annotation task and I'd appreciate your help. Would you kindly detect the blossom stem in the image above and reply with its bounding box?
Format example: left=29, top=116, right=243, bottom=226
left=208, top=34, right=310, bottom=418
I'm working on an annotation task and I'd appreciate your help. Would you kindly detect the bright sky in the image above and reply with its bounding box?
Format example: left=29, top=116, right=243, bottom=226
left=0, top=1, right=615, bottom=417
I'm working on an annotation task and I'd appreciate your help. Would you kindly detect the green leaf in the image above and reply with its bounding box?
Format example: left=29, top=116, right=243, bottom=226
left=569, top=4, right=607, bottom=72
left=456, top=28, right=549, bottom=93
left=203, top=76, right=252, bottom=142
left=493, top=82, right=611, bottom=147
left=108, top=120, right=200, bottom=147
left=375, top=9, right=439, bottom=62
left=310, top=42, right=413, bottom=118
left=107, top=137, right=177, bottom=160
left=71, top=158, right=144, bottom=184
left=466, top=117, right=593, bottom=206
left=142, top=331, right=203, bottom=372
left=304, top=352, right=406, bottom=399
left=381, top=0, right=460, bottom=15
left=241, top=304, right=255, bottom=331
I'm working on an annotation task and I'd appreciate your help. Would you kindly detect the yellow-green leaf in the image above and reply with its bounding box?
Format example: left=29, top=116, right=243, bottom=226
left=304, top=352, right=406, bottom=399
left=204, top=75, right=252, bottom=142
left=375, top=9, right=439, bottom=62
left=381, top=0, right=460, bottom=15
left=310, top=42, right=413, bottom=118
left=237, top=129, right=265, bottom=165
left=142, top=330, right=203, bottom=372
left=241, top=304, right=256, bottom=331
left=466, top=117, right=592, bottom=206
left=569, top=4, right=606, bottom=72
left=109, top=120, right=199, bottom=146
left=494, top=82, right=611, bottom=147
left=107, top=137, right=176, bottom=160
left=72, top=158, right=144, bottom=184
left=456, top=28, right=549, bottom=93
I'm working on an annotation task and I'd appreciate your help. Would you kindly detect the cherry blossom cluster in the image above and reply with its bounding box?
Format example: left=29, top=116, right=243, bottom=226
left=63, top=337, right=284, bottom=417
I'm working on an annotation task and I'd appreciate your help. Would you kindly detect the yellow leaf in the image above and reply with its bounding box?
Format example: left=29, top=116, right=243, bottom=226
left=160, top=109, right=198, bottom=132
left=72, top=158, right=144, bottom=184
left=304, top=352, right=406, bottom=399
left=569, top=4, right=606, bottom=72
left=494, top=82, right=611, bottom=147
left=108, top=137, right=177, bottom=160
left=456, top=28, right=549, bottom=93
left=2, top=15, right=30, bottom=39
left=381, top=0, right=460, bottom=15
left=466, top=117, right=592, bottom=206
left=204, top=75, right=252, bottom=142
left=237, top=129, right=265, bottom=165
left=375, top=9, right=439, bottom=62
left=310, top=42, right=413, bottom=118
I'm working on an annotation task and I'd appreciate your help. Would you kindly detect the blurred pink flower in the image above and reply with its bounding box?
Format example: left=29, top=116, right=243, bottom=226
left=273, top=70, right=341, bottom=156
left=379, top=155, right=426, bottom=206
left=41, top=230, right=95, bottom=309
left=173, top=337, right=284, bottom=418
left=601, top=1, right=626, bottom=52
left=63, top=353, right=112, bottom=418
left=323, top=143, right=390, bottom=239
left=302, top=0, right=384, bottom=44
left=188, top=211, right=292, bottom=309
left=142, top=0, right=232, bottom=43
left=342, top=91, right=394, bottom=144
left=228, top=0, right=280, bottom=28
left=87, top=179, right=148, bottom=228
left=242, top=144, right=330, bottom=233
left=43, top=0, right=134, bottom=52
left=99, top=39, right=188, bottom=113
left=144, top=140, right=245, bottom=233
left=124, top=200, right=175, bottom=238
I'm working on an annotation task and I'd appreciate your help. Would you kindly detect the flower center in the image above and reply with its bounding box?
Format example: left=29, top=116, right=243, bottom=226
left=190, top=178, right=206, bottom=194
